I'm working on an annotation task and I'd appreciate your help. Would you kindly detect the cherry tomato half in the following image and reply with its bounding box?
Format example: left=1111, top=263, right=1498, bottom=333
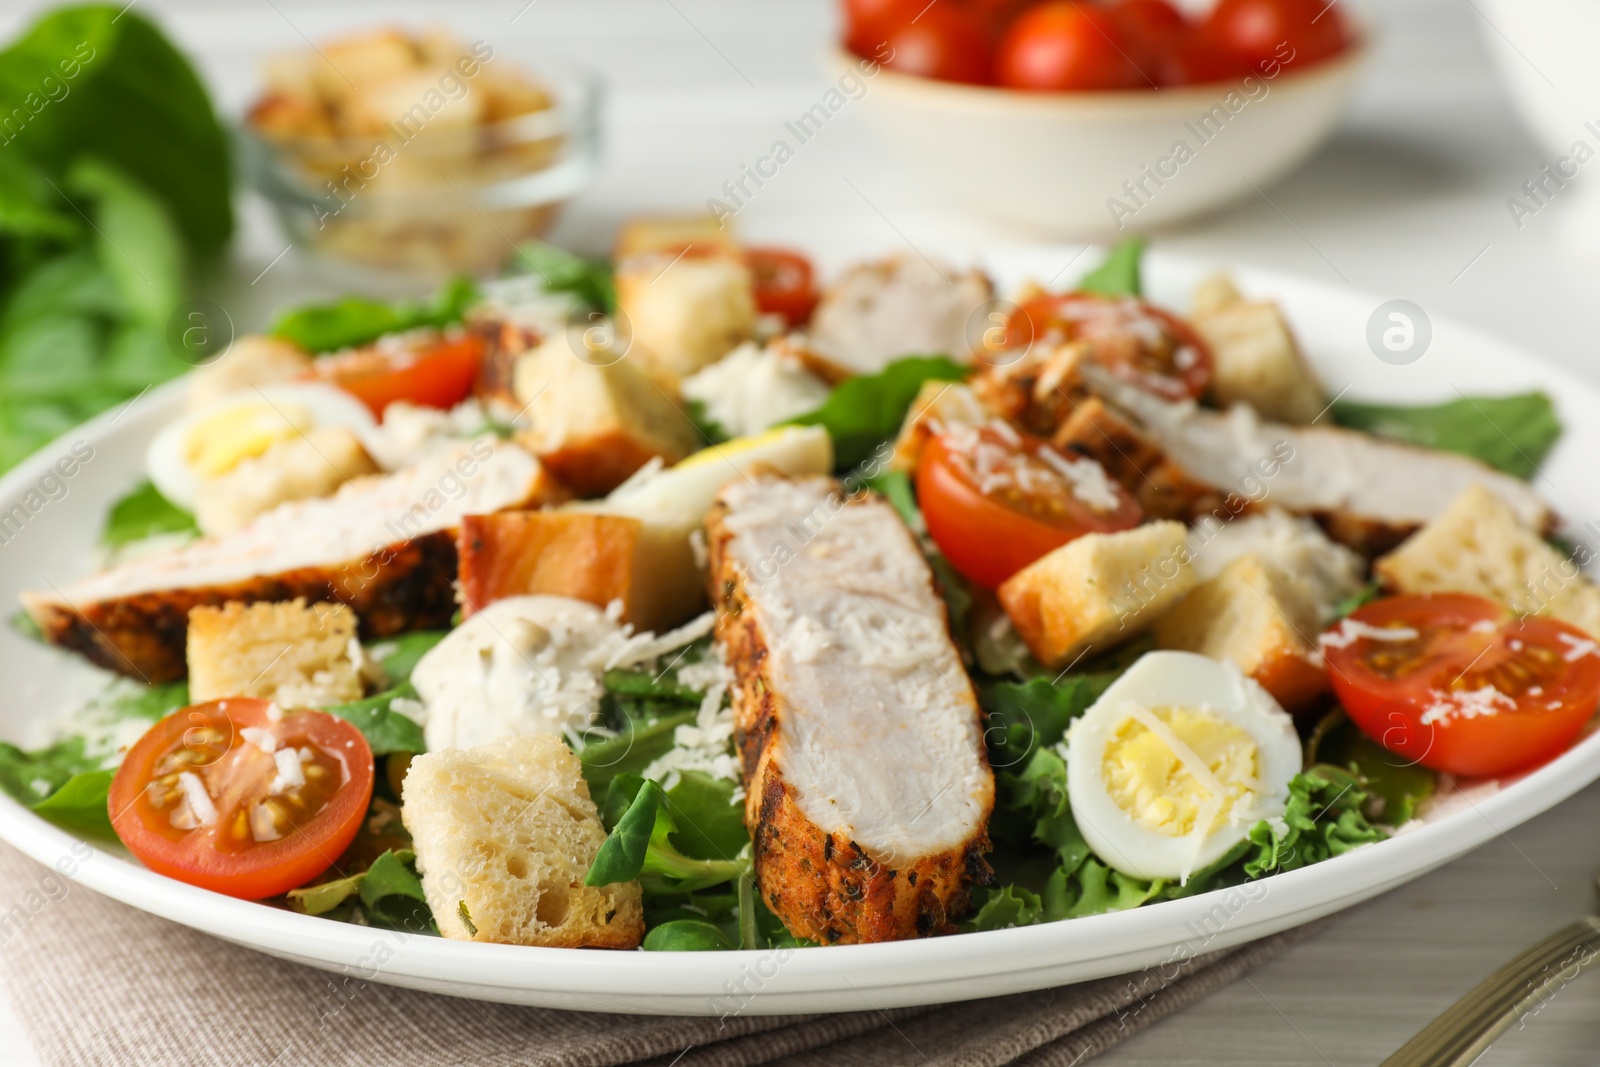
left=746, top=247, right=820, bottom=328
left=918, top=422, right=1143, bottom=589
left=1002, top=291, right=1213, bottom=400
left=109, top=699, right=375, bottom=899
left=314, top=333, right=486, bottom=417
left=1204, top=0, right=1350, bottom=73
left=996, top=2, right=1146, bottom=92
left=1322, top=594, right=1600, bottom=778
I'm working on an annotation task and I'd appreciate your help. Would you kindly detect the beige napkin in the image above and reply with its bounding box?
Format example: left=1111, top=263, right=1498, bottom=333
left=0, top=842, right=1323, bottom=1066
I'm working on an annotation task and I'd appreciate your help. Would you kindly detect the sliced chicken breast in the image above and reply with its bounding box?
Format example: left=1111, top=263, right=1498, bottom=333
left=804, top=255, right=992, bottom=380
left=707, top=472, right=993, bottom=944
left=1083, top=367, right=1552, bottom=553
left=23, top=441, right=553, bottom=682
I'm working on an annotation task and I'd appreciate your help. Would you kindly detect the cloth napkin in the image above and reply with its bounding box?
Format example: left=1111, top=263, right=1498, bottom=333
left=0, top=842, right=1324, bottom=1066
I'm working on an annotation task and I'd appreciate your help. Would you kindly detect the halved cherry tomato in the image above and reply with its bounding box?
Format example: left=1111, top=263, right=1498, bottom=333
left=1002, top=292, right=1213, bottom=400
left=1204, top=0, right=1350, bottom=72
left=880, top=3, right=993, bottom=84
left=917, top=422, right=1143, bottom=588
left=746, top=247, right=820, bottom=328
left=996, top=2, right=1146, bottom=92
left=109, top=699, right=375, bottom=899
left=1322, top=594, right=1600, bottom=778
left=313, top=333, right=486, bottom=417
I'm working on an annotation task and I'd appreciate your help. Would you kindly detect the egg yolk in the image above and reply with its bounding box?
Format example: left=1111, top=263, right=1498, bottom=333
left=183, top=402, right=312, bottom=478
left=1101, top=705, right=1260, bottom=837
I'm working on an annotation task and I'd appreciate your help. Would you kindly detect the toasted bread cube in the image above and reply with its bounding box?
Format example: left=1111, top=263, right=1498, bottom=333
left=344, top=69, right=487, bottom=137
left=614, top=215, right=739, bottom=259
left=1155, top=555, right=1328, bottom=712
left=402, top=735, right=644, bottom=948
left=457, top=510, right=704, bottom=631
left=1375, top=483, right=1594, bottom=629
left=998, top=521, right=1196, bottom=668
left=512, top=336, right=699, bottom=496
left=1190, top=272, right=1242, bottom=317
left=194, top=427, right=379, bottom=537
left=187, top=598, right=363, bottom=708
left=615, top=253, right=756, bottom=382
left=889, top=380, right=990, bottom=473
left=1189, top=278, right=1325, bottom=423
left=188, top=335, right=312, bottom=412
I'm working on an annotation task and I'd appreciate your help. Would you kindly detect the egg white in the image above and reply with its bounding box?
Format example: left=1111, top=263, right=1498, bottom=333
left=1065, top=650, right=1302, bottom=884
left=146, top=382, right=377, bottom=510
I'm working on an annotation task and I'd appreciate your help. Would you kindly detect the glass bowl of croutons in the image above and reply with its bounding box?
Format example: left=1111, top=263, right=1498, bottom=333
left=239, top=27, right=601, bottom=278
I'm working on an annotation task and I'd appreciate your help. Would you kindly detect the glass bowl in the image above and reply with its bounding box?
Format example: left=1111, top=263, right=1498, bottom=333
left=238, top=53, right=601, bottom=278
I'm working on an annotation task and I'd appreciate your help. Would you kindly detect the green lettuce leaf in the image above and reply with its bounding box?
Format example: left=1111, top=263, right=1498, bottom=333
left=101, top=479, right=197, bottom=546
left=1331, top=393, right=1561, bottom=480
left=66, top=158, right=183, bottom=325
left=577, top=712, right=694, bottom=795
left=1243, top=766, right=1387, bottom=878
left=510, top=240, right=615, bottom=313
left=788, top=355, right=967, bottom=469
left=31, top=770, right=114, bottom=838
left=979, top=674, right=1117, bottom=772
left=287, top=848, right=430, bottom=929
left=1306, top=710, right=1436, bottom=825
left=269, top=276, right=479, bottom=354
left=1077, top=237, right=1144, bottom=297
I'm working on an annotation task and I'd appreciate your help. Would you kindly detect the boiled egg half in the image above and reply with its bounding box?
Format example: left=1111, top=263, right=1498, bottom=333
left=147, top=382, right=377, bottom=509
left=1065, top=651, right=1302, bottom=884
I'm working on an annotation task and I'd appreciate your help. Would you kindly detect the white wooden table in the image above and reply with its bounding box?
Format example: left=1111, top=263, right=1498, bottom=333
left=5, top=0, right=1600, bottom=1063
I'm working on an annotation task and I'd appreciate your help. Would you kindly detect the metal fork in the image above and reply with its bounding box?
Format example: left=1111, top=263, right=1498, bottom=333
left=1381, top=876, right=1600, bottom=1067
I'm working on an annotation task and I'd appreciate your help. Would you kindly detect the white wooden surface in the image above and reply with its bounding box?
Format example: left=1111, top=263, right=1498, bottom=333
left=5, top=0, right=1600, bottom=1063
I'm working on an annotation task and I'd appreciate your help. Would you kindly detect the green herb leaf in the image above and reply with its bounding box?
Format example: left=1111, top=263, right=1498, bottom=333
left=30, top=769, right=114, bottom=838
left=101, top=480, right=197, bottom=546
left=509, top=240, right=616, bottom=313
left=1077, top=238, right=1144, bottom=297
left=1330, top=393, right=1561, bottom=480
left=788, top=356, right=968, bottom=469
left=642, top=918, right=735, bottom=951
left=269, top=276, right=479, bottom=354
left=325, top=684, right=426, bottom=756
left=457, top=900, right=478, bottom=937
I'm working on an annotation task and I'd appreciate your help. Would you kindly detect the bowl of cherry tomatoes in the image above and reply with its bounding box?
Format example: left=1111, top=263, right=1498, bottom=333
left=839, top=0, right=1367, bottom=234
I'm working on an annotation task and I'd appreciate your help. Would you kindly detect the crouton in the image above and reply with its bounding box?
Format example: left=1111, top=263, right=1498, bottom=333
left=512, top=335, right=700, bottom=496
left=889, top=380, right=990, bottom=473
left=457, top=510, right=704, bottom=631
left=187, top=335, right=312, bottom=411
left=187, top=598, right=363, bottom=708
left=193, top=427, right=379, bottom=537
left=402, top=735, right=644, bottom=949
left=1155, top=554, right=1328, bottom=712
left=1189, top=279, right=1325, bottom=423
left=1188, top=509, right=1366, bottom=625
left=998, top=521, right=1196, bottom=668
left=1190, top=272, right=1242, bottom=317
left=615, top=252, right=756, bottom=383
left=613, top=215, right=739, bottom=259
left=1375, top=483, right=1597, bottom=634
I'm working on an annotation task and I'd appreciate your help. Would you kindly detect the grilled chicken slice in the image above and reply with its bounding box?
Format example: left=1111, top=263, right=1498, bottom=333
left=804, top=256, right=992, bottom=380
left=1083, top=367, right=1552, bottom=553
left=707, top=472, right=993, bottom=944
left=23, top=441, right=555, bottom=682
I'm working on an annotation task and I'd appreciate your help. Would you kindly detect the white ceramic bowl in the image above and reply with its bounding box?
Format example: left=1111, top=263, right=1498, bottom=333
left=1474, top=0, right=1597, bottom=158
left=846, top=42, right=1369, bottom=237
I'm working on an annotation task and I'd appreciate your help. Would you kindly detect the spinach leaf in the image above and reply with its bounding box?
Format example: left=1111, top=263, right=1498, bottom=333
left=586, top=775, right=749, bottom=894
left=1331, top=393, right=1561, bottom=480
left=288, top=848, right=430, bottom=930
left=602, top=668, right=703, bottom=705
left=1243, top=766, right=1387, bottom=877
left=586, top=778, right=664, bottom=886
left=642, top=918, right=735, bottom=951
left=0, top=736, right=100, bottom=807
left=510, top=240, right=616, bottom=313
left=269, top=276, right=479, bottom=354
left=325, top=684, right=426, bottom=756
left=577, top=711, right=694, bottom=794
left=31, top=770, right=115, bottom=838
left=1077, top=237, right=1144, bottom=297
left=788, top=356, right=968, bottom=469
left=101, top=480, right=197, bottom=546
left=0, top=6, right=232, bottom=256
left=860, top=469, right=919, bottom=529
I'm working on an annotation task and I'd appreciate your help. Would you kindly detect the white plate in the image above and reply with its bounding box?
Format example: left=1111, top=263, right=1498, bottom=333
left=1, top=247, right=1596, bottom=1017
